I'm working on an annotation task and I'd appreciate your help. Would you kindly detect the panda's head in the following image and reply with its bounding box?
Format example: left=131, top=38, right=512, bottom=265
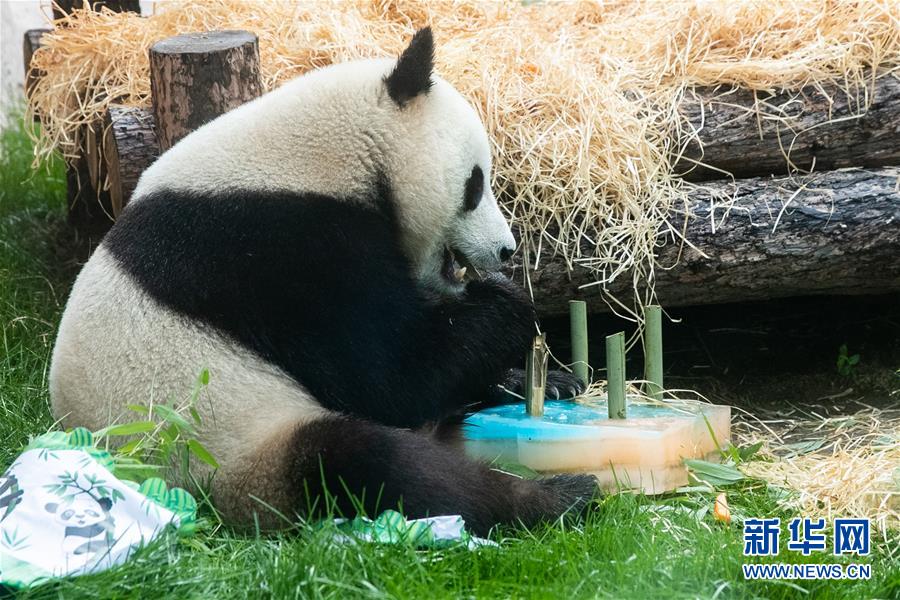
left=136, top=28, right=516, bottom=295
left=375, top=28, right=517, bottom=293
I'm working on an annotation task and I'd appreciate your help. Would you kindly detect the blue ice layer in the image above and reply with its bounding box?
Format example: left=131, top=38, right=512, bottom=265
left=463, top=399, right=692, bottom=441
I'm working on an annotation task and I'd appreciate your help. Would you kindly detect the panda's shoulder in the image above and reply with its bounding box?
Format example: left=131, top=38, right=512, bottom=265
left=103, top=185, right=411, bottom=310
left=109, top=184, right=401, bottom=259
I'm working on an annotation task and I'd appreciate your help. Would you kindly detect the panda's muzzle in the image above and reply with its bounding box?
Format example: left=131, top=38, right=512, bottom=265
left=441, top=246, right=475, bottom=284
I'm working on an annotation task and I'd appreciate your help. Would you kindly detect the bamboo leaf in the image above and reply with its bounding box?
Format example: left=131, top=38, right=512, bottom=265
left=187, top=440, right=219, bottom=469
left=117, top=439, right=143, bottom=454
left=105, top=421, right=157, bottom=436
left=154, top=405, right=193, bottom=432
left=738, top=441, right=764, bottom=462
left=683, top=459, right=745, bottom=486
left=782, top=439, right=826, bottom=458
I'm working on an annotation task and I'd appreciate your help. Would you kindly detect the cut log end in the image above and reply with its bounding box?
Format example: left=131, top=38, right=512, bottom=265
left=150, top=30, right=259, bottom=55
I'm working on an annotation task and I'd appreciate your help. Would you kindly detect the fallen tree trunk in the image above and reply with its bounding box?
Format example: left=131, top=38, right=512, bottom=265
left=677, top=76, right=900, bottom=180
left=518, top=168, right=900, bottom=316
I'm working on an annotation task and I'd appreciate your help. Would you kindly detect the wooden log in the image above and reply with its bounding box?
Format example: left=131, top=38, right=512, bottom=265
left=29, top=1, right=140, bottom=236
left=677, top=76, right=900, bottom=180
left=52, top=0, right=140, bottom=21
left=150, top=31, right=263, bottom=151
left=65, top=140, right=116, bottom=236
left=102, top=105, right=160, bottom=215
left=23, top=28, right=51, bottom=99
left=518, top=168, right=900, bottom=316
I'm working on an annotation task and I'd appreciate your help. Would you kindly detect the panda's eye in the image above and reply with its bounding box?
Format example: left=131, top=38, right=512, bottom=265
left=463, top=165, right=484, bottom=212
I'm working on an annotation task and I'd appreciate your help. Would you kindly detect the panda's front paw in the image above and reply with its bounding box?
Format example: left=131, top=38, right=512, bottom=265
left=500, top=368, right=586, bottom=401
left=466, top=273, right=528, bottom=303
left=464, top=273, right=535, bottom=325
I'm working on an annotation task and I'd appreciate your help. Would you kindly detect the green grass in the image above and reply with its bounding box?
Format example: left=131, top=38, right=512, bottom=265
left=1, top=111, right=898, bottom=599
left=0, top=112, right=68, bottom=467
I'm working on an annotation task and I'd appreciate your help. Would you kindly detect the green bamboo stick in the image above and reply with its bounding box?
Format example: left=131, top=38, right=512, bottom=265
left=644, top=305, right=664, bottom=401
left=525, top=334, right=548, bottom=417
left=606, top=332, right=626, bottom=419
left=569, top=300, right=589, bottom=386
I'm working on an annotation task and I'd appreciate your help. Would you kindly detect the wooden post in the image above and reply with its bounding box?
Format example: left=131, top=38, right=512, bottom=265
left=569, top=300, right=589, bottom=386
left=643, top=305, right=663, bottom=400
left=606, top=332, right=626, bottom=419
left=23, top=29, right=51, bottom=99
left=150, top=31, right=263, bottom=152
left=525, top=334, right=548, bottom=417
left=32, top=0, right=141, bottom=236
left=102, top=105, right=160, bottom=215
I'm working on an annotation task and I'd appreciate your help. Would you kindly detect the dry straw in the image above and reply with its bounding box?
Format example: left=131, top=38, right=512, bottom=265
left=735, top=403, right=900, bottom=549
left=26, top=0, right=900, bottom=317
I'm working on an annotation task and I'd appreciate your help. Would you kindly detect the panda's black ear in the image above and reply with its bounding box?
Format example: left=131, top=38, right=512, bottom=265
left=97, top=497, right=112, bottom=511
left=45, top=502, right=59, bottom=513
left=384, top=27, right=434, bottom=107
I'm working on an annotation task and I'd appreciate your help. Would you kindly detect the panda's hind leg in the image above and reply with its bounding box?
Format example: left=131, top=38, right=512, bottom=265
left=282, top=415, right=596, bottom=536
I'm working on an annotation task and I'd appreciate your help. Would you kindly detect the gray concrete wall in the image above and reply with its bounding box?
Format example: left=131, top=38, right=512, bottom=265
left=1, top=0, right=48, bottom=120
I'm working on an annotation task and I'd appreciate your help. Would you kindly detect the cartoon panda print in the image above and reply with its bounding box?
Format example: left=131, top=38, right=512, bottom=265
left=45, top=494, right=115, bottom=558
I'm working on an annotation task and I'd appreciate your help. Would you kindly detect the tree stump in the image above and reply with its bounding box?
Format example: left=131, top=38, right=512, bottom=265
left=102, top=105, right=160, bottom=215
left=150, top=31, right=263, bottom=151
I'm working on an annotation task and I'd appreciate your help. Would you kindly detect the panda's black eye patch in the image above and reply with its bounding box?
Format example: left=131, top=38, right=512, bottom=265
left=463, top=166, right=484, bottom=212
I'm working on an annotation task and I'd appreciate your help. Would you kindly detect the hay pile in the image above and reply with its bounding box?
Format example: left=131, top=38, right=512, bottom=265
left=26, top=0, right=900, bottom=317
left=735, top=403, right=900, bottom=548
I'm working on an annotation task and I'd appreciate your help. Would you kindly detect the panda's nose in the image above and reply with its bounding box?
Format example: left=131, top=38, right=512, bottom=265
left=499, top=245, right=514, bottom=263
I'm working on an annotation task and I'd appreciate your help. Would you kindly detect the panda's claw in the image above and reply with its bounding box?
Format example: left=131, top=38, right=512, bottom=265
left=500, top=368, right=586, bottom=402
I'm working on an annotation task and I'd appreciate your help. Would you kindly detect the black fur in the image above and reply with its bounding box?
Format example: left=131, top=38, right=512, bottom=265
left=498, top=368, right=586, bottom=401
left=104, top=185, right=535, bottom=428
left=384, top=27, right=434, bottom=107
left=291, top=415, right=597, bottom=536
left=462, top=165, right=484, bottom=212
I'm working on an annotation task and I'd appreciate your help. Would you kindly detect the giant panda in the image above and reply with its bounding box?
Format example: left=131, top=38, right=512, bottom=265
left=49, top=28, right=596, bottom=535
